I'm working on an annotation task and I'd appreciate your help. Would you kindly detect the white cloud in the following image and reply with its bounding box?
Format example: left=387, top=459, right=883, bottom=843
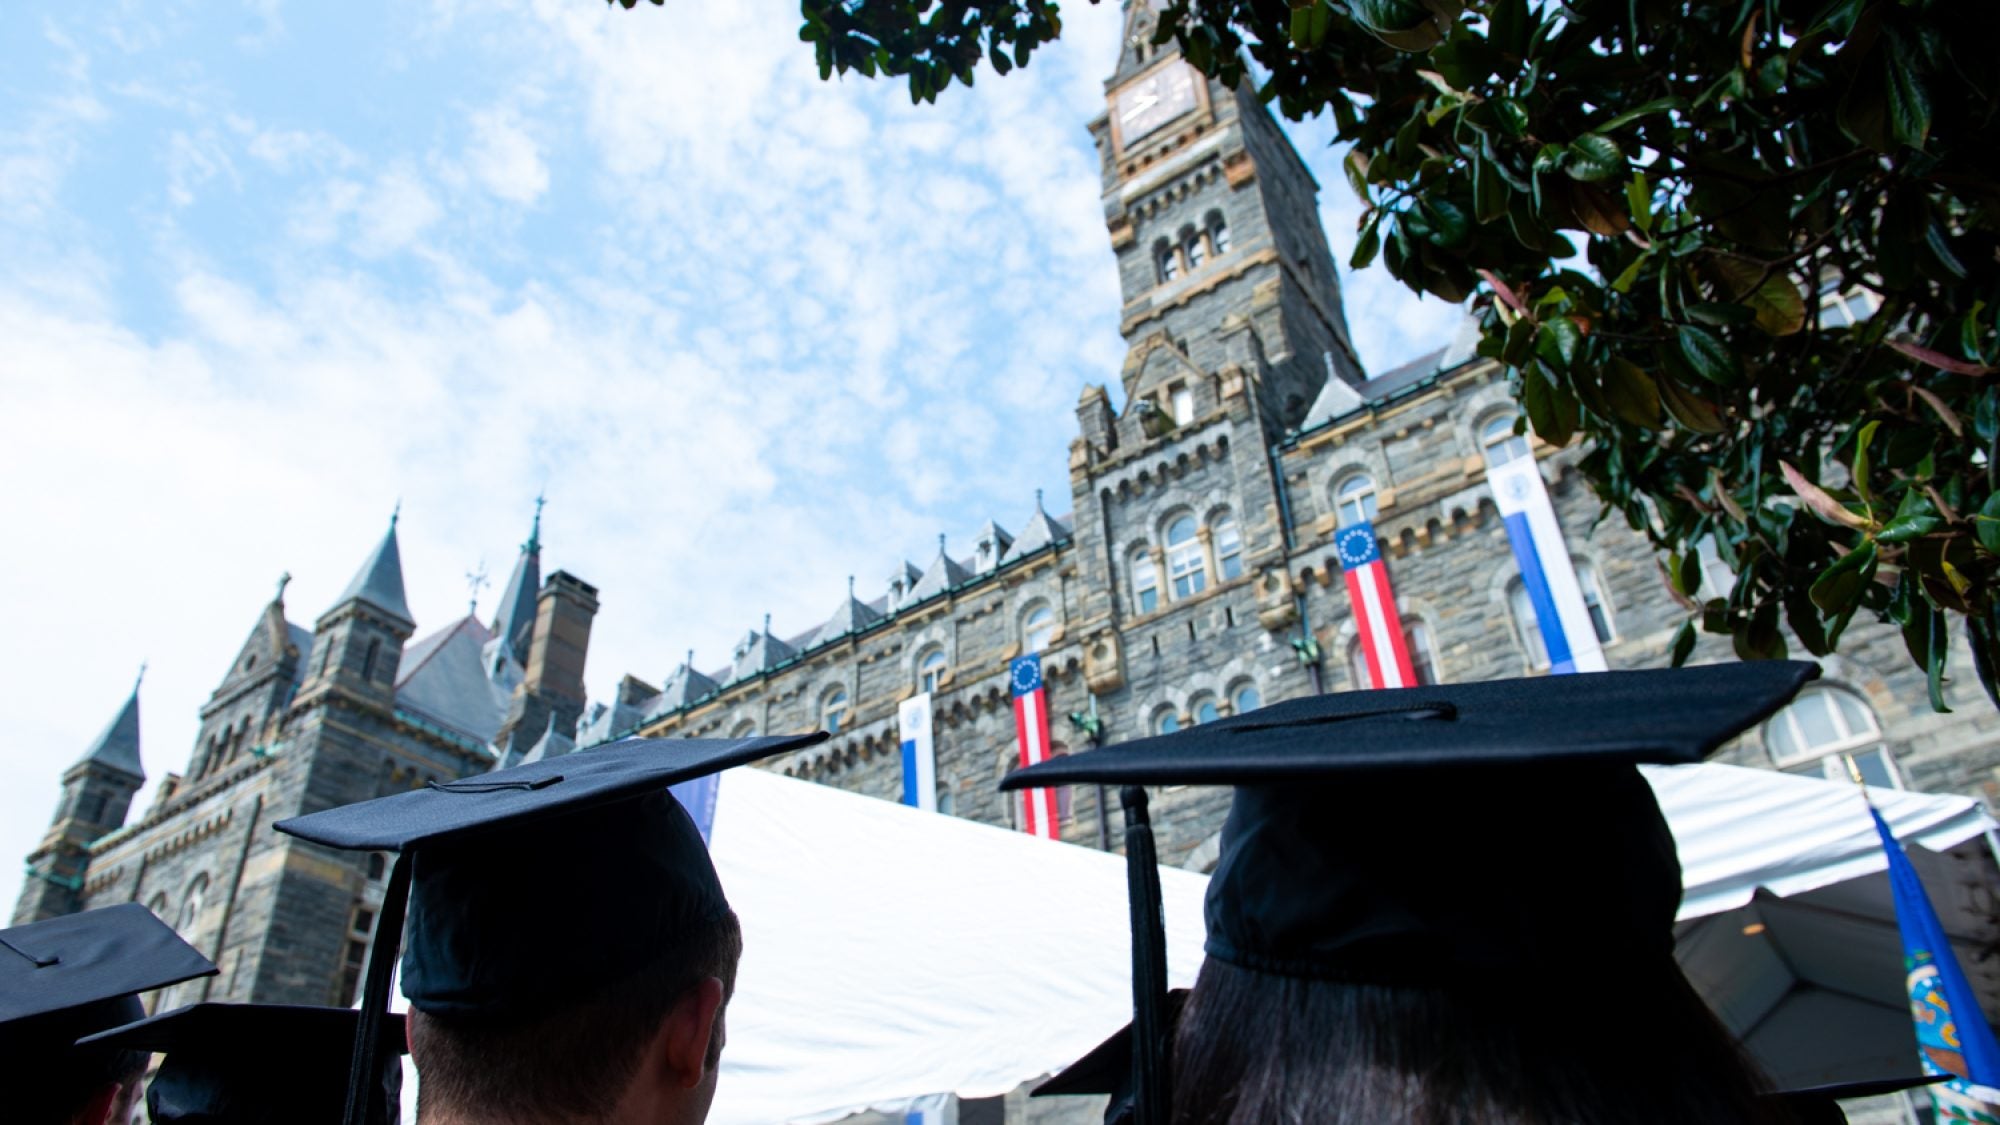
left=466, top=108, right=548, bottom=205
left=356, top=166, right=443, bottom=256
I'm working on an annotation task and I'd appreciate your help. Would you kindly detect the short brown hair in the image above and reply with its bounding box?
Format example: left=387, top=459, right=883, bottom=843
left=410, top=909, right=742, bottom=1121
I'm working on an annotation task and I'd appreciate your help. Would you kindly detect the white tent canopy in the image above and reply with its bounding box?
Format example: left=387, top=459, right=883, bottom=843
left=396, top=761, right=1999, bottom=1124
left=1651, top=762, right=2000, bottom=1090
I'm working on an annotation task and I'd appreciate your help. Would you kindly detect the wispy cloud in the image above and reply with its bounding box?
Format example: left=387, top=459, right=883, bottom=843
left=0, top=0, right=1449, bottom=913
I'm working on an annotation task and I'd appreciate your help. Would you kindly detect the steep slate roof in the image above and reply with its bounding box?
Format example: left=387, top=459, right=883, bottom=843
left=909, top=537, right=973, bottom=603
left=285, top=624, right=314, bottom=684
left=648, top=654, right=722, bottom=719
left=972, top=520, right=1014, bottom=573
left=334, top=519, right=413, bottom=624
left=395, top=616, right=510, bottom=745
left=819, top=577, right=884, bottom=640
left=1002, top=493, right=1071, bottom=564
left=1299, top=346, right=1451, bottom=431
left=730, top=617, right=797, bottom=684
left=489, top=508, right=542, bottom=662
left=516, top=713, right=574, bottom=765
left=77, top=683, right=145, bottom=781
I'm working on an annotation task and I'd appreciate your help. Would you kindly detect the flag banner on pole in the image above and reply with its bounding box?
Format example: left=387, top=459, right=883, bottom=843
left=1872, top=806, right=2000, bottom=1123
left=1334, top=522, right=1417, bottom=690
left=1487, top=455, right=1607, bottom=674
left=669, top=774, right=721, bottom=845
left=898, top=693, right=937, bottom=813
left=1010, top=654, right=1060, bottom=840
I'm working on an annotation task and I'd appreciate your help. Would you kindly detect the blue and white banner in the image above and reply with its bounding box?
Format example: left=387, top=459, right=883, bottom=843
left=1488, top=456, right=1607, bottom=674
left=898, top=693, right=937, bottom=813
left=670, top=774, right=722, bottom=844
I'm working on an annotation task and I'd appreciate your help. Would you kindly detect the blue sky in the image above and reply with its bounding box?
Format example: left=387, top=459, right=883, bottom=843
left=0, top=0, right=1460, bottom=910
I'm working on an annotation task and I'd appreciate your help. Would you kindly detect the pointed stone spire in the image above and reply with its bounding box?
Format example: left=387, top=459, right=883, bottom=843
left=77, top=669, right=146, bottom=781
left=516, top=710, right=574, bottom=766
left=490, top=496, right=544, bottom=659
left=909, top=534, right=971, bottom=602
left=820, top=574, right=884, bottom=640
left=333, top=509, right=413, bottom=624
left=1004, top=489, right=1070, bottom=563
left=650, top=649, right=721, bottom=718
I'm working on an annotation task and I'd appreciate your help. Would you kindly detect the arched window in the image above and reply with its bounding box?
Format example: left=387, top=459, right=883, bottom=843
left=1153, top=709, right=1181, bottom=735
left=1131, top=549, right=1160, bottom=614
left=1192, top=696, right=1220, bottom=725
left=1023, top=605, right=1056, bottom=653
left=1406, top=620, right=1439, bottom=686
left=1184, top=226, right=1206, bottom=269
left=1510, top=564, right=1615, bottom=670
left=822, top=689, right=849, bottom=734
left=1213, top=513, right=1243, bottom=581
left=361, top=638, right=381, bottom=682
left=1346, top=622, right=1440, bottom=688
left=177, top=874, right=209, bottom=940
left=1577, top=562, right=1616, bottom=644
left=1765, top=686, right=1898, bottom=786
left=730, top=719, right=758, bottom=739
left=1206, top=211, right=1231, bottom=255
left=1334, top=473, right=1378, bottom=526
left=1509, top=580, right=1549, bottom=670
left=1480, top=414, right=1532, bottom=468
left=1166, top=516, right=1207, bottom=598
left=1156, top=240, right=1180, bottom=283
left=1232, top=684, right=1262, bottom=714
left=918, top=648, right=948, bottom=695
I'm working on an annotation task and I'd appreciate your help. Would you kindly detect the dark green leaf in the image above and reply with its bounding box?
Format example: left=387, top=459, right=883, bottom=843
left=1658, top=374, right=1725, bottom=433
left=1885, top=34, right=1931, bottom=149
left=1670, top=618, right=1697, bottom=667
left=1852, top=419, right=1879, bottom=508
left=1624, top=172, right=1652, bottom=234
left=1786, top=587, right=1833, bottom=657
left=1495, top=98, right=1529, bottom=137
left=1688, top=302, right=1757, bottom=327
left=1537, top=316, right=1582, bottom=369
left=1978, top=492, right=2000, bottom=554
left=1563, top=134, right=1623, bottom=182
left=1521, top=361, right=1578, bottom=447
left=1601, top=356, right=1661, bottom=428
left=1351, top=214, right=1383, bottom=269
left=1875, top=489, right=1941, bottom=543
left=1675, top=325, right=1743, bottom=386
left=1809, top=540, right=1877, bottom=614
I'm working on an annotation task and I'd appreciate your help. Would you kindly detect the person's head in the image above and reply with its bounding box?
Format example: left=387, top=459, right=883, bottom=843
left=1006, top=662, right=1821, bottom=1125
left=275, top=732, right=830, bottom=1125
left=0, top=905, right=217, bottom=1125
left=1170, top=956, right=1776, bottom=1125
left=81, top=1003, right=408, bottom=1125
left=14, top=1008, right=148, bottom=1125
left=410, top=907, right=742, bottom=1124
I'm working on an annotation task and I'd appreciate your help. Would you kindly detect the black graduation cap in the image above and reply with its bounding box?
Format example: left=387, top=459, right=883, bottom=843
left=80, top=1003, right=409, bottom=1125
left=1001, top=662, right=1819, bottom=1125
left=1767, top=1074, right=1950, bottom=1125
left=0, top=903, right=218, bottom=1058
left=273, top=732, right=826, bottom=1125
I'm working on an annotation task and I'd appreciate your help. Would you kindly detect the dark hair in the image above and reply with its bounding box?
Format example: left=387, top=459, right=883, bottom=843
left=410, top=909, right=742, bottom=1122
left=1170, top=957, right=1791, bottom=1125
left=19, top=1041, right=147, bottom=1125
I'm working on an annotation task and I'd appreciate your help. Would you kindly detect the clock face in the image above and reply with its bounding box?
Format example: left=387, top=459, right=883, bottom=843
left=1116, top=62, right=1199, bottom=144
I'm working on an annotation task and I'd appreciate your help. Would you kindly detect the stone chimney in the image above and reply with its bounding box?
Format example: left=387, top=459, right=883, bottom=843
left=493, top=570, right=599, bottom=763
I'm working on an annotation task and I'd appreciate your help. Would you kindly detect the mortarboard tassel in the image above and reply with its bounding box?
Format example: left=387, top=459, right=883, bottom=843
left=1121, top=786, right=1170, bottom=1125
left=343, top=853, right=411, bottom=1125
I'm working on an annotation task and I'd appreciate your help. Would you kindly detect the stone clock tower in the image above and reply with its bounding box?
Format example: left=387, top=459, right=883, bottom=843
left=1089, top=0, right=1363, bottom=436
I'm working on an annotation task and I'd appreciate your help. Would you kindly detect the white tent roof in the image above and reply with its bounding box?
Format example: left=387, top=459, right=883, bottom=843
left=396, top=760, right=1999, bottom=1123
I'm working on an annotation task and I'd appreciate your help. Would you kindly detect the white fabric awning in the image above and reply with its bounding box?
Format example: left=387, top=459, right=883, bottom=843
left=394, top=760, right=1999, bottom=1123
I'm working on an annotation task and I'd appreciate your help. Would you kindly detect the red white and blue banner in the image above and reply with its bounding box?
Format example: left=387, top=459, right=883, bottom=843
left=1335, top=522, right=1417, bottom=690
left=1488, top=455, right=1607, bottom=674
left=1872, top=806, right=2000, bottom=1123
left=1010, top=654, right=1060, bottom=839
left=898, top=693, right=937, bottom=814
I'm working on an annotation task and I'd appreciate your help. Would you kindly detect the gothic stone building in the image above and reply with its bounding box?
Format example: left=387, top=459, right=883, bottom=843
left=12, top=511, right=602, bottom=1012
left=16, top=3, right=2000, bottom=1115
left=599, top=6, right=2000, bottom=871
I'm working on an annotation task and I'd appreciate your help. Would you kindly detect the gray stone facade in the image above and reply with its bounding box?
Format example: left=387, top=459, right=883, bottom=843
left=16, top=6, right=2000, bottom=1121
left=12, top=514, right=590, bottom=1015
